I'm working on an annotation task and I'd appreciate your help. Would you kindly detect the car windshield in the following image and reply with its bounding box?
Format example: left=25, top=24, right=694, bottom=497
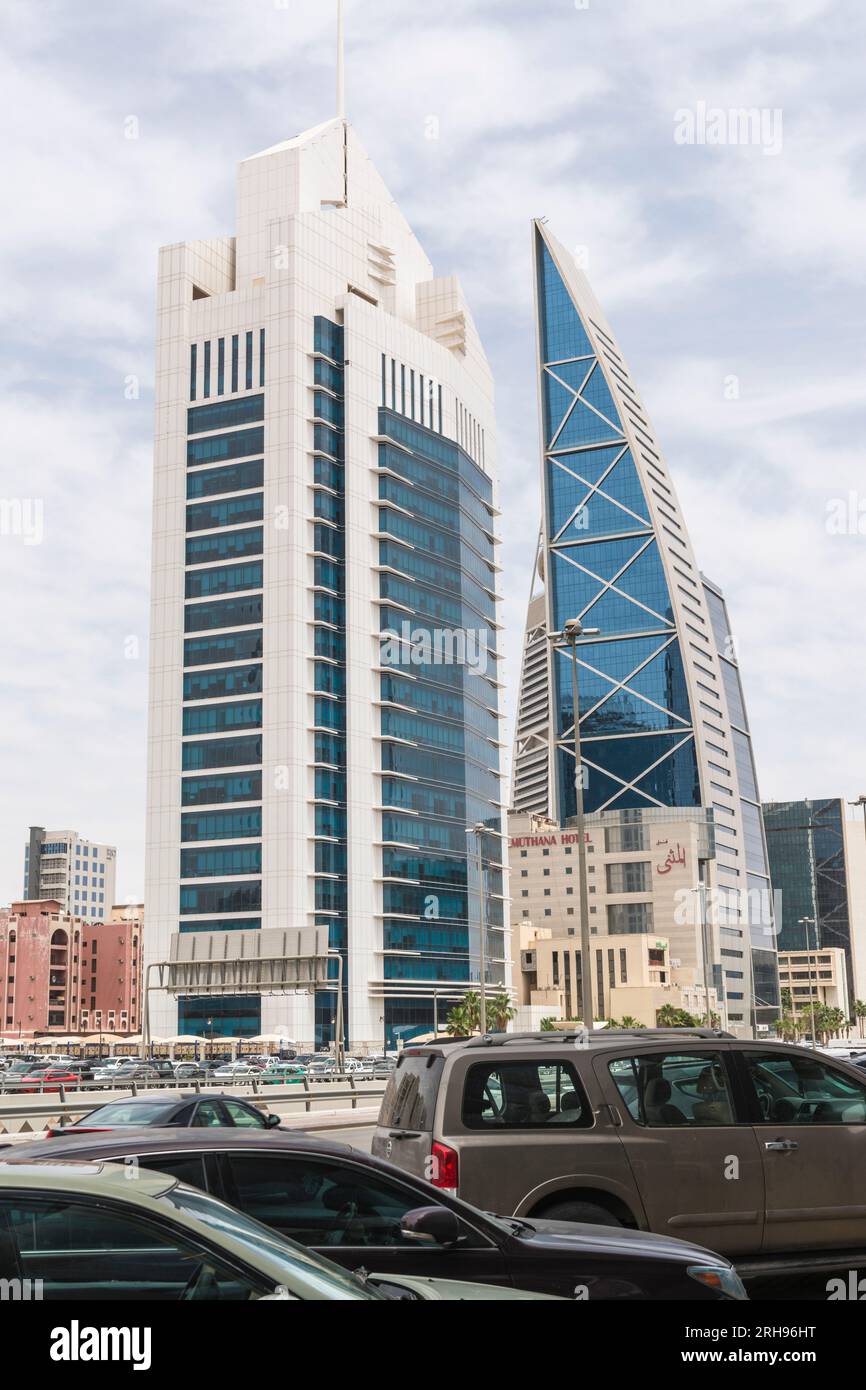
left=162, top=1183, right=383, bottom=1301
left=76, top=1101, right=177, bottom=1125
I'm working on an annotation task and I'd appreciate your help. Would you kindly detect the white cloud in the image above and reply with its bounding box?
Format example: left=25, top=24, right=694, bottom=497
left=1, top=0, right=865, bottom=904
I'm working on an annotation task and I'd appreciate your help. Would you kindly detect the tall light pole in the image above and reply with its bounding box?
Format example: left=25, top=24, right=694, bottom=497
left=336, top=0, right=346, bottom=118
left=798, top=916, right=818, bottom=1047
left=548, top=618, right=600, bottom=1029
left=467, top=824, right=490, bottom=1033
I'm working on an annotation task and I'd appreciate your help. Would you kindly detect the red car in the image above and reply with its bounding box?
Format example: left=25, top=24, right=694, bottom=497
left=14, top=1067, right=84, bottom=1093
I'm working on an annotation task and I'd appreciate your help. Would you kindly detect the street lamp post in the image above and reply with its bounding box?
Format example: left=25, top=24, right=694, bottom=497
left=548, top=618, right=600, bottom=1030
left=467, top=823, right=489, bottom=1034
left=465, top=824, right=506, bottom=1035
left=798, top=916, right=818, bottom=1047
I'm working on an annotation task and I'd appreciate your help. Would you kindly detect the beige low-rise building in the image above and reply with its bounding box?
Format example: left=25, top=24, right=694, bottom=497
left=517, top=922, right=719, bottom=1028
left=509, top=806, right=748, bottom=1033
left=777, top=946, right=849, bottom=1019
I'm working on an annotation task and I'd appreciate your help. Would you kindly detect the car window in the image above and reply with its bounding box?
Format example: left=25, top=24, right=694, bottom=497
left=608, top=1052, right=736, bottom=1127
left=225, top=1154, right=486, bottom=1250
left=192, top=1101, right=225, bottom=1128
left=461, top=1060, right=592, bottom=1129
left=378, top=1055, right=444, bottom=1131
left=744, top=1051, right=866, bottom=1125
left=76, top=1101, right=176, bottom=1127
left=222, top=1100, right=266, bottom=1129
left=135, top=1153, right=209, bottom=1190
left=1, top=1196, right=261, bottom=1300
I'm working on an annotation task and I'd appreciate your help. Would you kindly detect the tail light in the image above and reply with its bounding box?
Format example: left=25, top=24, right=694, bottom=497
left=430, top=1141, right=459, bottom=1193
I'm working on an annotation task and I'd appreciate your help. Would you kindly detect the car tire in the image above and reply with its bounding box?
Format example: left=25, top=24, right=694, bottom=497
left=536, top=1200, right=623, bottom=1228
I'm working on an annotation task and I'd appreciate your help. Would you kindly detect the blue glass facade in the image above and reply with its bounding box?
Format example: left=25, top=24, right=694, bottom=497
left=377, top=406, right=503, bottom=1047
left=763, top=798, right=853, bottom=1009
left=311, top=317, right=348, bottom=1048
left=179, top=344, right=265, bottom=1037
left=536, top=229, right=700, bottom=820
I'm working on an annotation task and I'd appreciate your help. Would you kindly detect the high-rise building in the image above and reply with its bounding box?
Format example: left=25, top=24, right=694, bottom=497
left=22, top=827, right=117, bottom=923
left=145, top=117, right=504, bottom=1050
left=511, top=221, right=779, bottom=1032
left=762, top=798, right=863, bottom=1012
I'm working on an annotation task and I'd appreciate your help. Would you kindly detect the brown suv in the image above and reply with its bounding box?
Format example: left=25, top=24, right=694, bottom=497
left=371, top=1028, right=866, bottom=1265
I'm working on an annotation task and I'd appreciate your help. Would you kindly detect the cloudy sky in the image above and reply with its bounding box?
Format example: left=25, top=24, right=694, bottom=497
left=1, top=0, right=864, bottom=902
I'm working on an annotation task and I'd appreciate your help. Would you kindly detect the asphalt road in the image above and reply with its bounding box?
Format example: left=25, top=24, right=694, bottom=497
left=319, top=1123, right=375, bottom=1151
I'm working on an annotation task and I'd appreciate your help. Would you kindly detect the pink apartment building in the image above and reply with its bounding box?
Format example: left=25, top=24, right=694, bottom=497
left=0, top=899, right=143, bottom=1038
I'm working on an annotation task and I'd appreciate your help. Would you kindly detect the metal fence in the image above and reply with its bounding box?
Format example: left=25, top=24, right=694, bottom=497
left=0, top=1075, right=388, bottom=1141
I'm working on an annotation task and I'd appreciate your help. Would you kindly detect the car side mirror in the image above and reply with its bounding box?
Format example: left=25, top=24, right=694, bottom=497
left=400, top=1205, right=461, bottom=1248
left=265, top=1113, right=281, bottom=1128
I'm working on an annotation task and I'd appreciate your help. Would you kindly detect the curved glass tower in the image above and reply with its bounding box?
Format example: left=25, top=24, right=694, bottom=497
left=513, top=220, right=779, bottom=1032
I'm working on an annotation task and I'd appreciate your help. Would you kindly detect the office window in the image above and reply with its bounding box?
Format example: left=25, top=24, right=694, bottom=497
left=619, top=948, right=628, bottom=983
left=217, top=338, right=225, bottom=396
left=607, top=902, right=654, bottom=935
left=190, top=343, right=197, bottom=401
left=187, top=395, right=264, bottom=435
left=203, top=340, right=211, bottom=399
left=606, top=862, right=651, bottom=894
left=245, top=331, right=253, bottom=390
left=231, top=334, right=239, bottom=393
left=259, top=328, right=265, bottom=387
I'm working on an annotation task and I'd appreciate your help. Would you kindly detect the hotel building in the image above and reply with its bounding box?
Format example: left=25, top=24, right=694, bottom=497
left=511, top=221, right=779, bottom=1032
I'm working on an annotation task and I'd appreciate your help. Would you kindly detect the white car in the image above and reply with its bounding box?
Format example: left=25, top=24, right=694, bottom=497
left=213, top=1062, right=260, bottom=1079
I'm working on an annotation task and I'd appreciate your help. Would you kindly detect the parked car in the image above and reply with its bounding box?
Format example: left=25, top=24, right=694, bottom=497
left=213, top=1062, right=261, bottom=1080
left=1, top=1061, right=50, bottom=1088
left=21, top=1127, right=746, bottom=1300
left=104, top=1063, right=163, bottom=1083
left=93, top=1059, right=135, bottom=1082
left=44, top=1094, right=282, bottom=1136
left=0, top=1160, right=555, bottom=1301
left=260, top=1064, right=306, bottom=1085
left=306, top=1059, right=338, bottom=1081
left=11, top=1067, right=86, bottom=1094
left=371, top=1027, right=866, bottom=1274
left=173, top=1061, right=207, bottom=1080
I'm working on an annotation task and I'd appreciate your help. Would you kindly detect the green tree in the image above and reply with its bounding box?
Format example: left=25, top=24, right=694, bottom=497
left=444, top=1004, right=469, bottom=1037
left=656, top=1004, right=700, bottom=1028
left=540, top=1017, right=556, bottom=1032
left=445, top=991, right=482, bottom=1037
left=854, top=1000, right=866, bottom=1038
left=486, top=992, right=517, bottom=1032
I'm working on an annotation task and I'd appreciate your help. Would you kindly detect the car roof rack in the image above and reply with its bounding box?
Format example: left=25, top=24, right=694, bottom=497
left=460, top=1027, right=734, bottom=1048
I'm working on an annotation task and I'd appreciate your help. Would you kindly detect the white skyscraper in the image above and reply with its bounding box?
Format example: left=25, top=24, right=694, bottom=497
left=23, top=826, right=117, bottom=922
left=145, top=117, right=504, bottom=1049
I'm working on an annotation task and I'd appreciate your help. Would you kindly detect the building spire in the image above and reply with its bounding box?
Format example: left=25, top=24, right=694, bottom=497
left=336, top=0, right=346, bottom=119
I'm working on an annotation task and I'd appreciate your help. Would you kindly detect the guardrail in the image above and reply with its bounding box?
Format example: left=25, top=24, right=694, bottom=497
left=0, top=1076, right=388, bottom=1141
left=0, top=1070, right=392, bottom=1095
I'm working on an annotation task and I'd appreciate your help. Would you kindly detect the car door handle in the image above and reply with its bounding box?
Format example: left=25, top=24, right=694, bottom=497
left=764, top=1139, right=799, bottom=1152
left=388, top=1129, right=422, bottom=1139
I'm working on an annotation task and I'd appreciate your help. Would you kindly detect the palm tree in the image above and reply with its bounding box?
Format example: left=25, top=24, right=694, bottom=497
left=619, top=1016, right=646, bottom=1028
left=656, top=1004, right=699, bottom=1028
left=540, top=1017, right=556, bottom=1032
left=445, top=991, right=482, bottom=1037
left=854, top=1000, right=866, bottom=1038
left=486, top=992, right=517, bottom=1032
left=444, top=1004, right=469, bottom=1037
